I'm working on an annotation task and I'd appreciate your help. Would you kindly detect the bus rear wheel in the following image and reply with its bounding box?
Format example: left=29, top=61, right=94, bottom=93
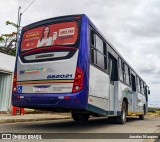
left=139, top=106, right=145, bottom=120
left=116, top=101, right=127, bottom=124
left=139, top=114, right=144, bottom=120
left=71, top=112, right=89, bottom=122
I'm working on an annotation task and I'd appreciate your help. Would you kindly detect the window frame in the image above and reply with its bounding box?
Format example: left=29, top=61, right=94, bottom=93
left=140, top=80, right=144, bottom=95
left=90, top=27, right=108, bottom=72
left=118, top=57, right=131, bottom=86
left=136, top=76, right=141, bottom=93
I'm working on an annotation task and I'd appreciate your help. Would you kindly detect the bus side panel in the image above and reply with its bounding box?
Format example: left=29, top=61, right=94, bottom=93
left=112, top=81, right=119, bottom=114
left=76, top=15, right=90, bottom=109
left=136, top=93, right=146, bottom=114
left=118, top=82, right=146, bottom=115
left=118, top=82, right=133, bottom=114
left=88, top=65, right=109, bottom=112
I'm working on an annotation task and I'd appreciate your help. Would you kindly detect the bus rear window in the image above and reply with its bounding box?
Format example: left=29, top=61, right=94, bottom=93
left=21, top=21, right=79, bottom=51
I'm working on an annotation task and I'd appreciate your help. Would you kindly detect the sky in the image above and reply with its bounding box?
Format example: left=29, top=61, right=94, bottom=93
left=0, top=0, right=160, bottom=107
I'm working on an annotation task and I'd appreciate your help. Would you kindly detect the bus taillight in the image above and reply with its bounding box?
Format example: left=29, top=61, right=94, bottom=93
left=72, top=67, right=84, bottom=93
left=12, top=72, right=17, bottom=92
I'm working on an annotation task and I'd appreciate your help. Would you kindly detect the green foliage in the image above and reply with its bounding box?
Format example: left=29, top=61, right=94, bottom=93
left=0, top=36, right=4, bottom=41
left=0, top=20, right=18, bottom=56
left=0, top=47, right=16, bottom=56
left=5, top=21, right=18, bottom=28
left=2, top=32, right=17, bottom=37
left=9, top=48, right=16, bottom=56
left=148, top=107, right=160, bottom=111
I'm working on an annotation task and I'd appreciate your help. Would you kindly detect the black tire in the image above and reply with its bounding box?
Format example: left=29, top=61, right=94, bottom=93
left=139, top=114, right=144, bottom=120
left=72, top=112, right=79, bottom=121
left=144, top=105, right=146, bottom=115
left=71, top=112, right=89, bottom=122
left=139, top=106, right=145, bottom=120
left=116, top=102, right=127, bottom=124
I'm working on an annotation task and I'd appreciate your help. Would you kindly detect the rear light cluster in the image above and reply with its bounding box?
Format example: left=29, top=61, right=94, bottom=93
left=12, top=72, right=17, bottom=92
left=72, top=67, right=84, bottom=93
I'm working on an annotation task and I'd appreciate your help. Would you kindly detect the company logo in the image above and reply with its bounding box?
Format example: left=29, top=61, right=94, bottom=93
left=2, top=134, right=11, bottom=139
left=2, top=133, right=42, bottom=140
left=59, top=27, right=75, bottom=37
left=19, top=68, right=46, bottom=75
left=47, top=74, right=73, bottom=79
left=35, top=53, right=54, bottom=59
left=26, top=31, right=40, bottom=38
left=124, top=88, right=132, bottom=95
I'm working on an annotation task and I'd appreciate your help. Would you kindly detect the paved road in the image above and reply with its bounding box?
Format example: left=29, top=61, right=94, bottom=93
left=0, top=116, right=160, bottom=142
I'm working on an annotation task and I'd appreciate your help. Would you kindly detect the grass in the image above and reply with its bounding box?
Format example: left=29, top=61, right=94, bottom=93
left=147, top=111, right=160, bottom=117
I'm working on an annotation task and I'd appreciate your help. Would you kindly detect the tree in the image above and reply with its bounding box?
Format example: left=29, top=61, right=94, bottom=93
left=0, top=36, right=4, bottom=42
left=5, top=21, right=18, bottom=28
left=0, top=21, right=18, bottom=56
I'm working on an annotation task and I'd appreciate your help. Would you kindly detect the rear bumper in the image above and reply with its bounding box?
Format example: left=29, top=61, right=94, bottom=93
left=12, top=90, right=88, bottom=110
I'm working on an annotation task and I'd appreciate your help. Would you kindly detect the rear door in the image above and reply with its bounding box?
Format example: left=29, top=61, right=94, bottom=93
left=108, top=54, right=118, bottom=112
left=131, top=73, right=137, bottom=112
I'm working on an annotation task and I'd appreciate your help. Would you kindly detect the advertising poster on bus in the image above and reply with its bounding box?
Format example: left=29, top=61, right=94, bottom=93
left=21, top=22, right=78, bottom=51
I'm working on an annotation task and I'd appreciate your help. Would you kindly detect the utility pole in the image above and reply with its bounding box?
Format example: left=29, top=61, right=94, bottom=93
left=15, top=6, right=22, bottom=53
left=15, top=0, right=36, bottom=53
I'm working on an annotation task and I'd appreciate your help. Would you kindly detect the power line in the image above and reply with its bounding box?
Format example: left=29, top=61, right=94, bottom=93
left=16, top=0, right=36, bottom=49
left=21, top=0, right=36, bottom=14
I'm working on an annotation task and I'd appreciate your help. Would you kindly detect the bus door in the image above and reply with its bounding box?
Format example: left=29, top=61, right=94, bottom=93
left=131, top=73, right=137, bottom=112
left=144, top=86, right=148, bottom=114
left=108, top=55, right=118, bottom=114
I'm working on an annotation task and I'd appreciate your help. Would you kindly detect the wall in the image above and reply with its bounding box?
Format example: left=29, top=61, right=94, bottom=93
left=0, top=52, right=16, bottom=111
left=0, top=52, right=16, bottom=73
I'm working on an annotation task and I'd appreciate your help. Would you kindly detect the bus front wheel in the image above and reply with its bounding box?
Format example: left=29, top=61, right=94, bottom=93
left=116, top=101, right=127, bottom=124
left=71, top=112, right=89, bottom=122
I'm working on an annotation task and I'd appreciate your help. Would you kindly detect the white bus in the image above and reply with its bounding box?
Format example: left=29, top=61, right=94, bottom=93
left=12, top=14, right=150, bottom=124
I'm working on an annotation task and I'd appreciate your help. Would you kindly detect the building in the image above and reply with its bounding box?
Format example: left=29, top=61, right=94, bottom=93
left=0, top=52, right=15, bottom=112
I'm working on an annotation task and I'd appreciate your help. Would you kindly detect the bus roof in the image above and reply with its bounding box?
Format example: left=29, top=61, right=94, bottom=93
left=23, top=14, right=84, bottom=30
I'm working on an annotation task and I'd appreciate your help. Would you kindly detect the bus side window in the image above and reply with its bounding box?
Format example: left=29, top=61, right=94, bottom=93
left=131, top=73, right=136, bottom=91
left=118, top=58, right=123, bottom=81
left=90, top=29, right=97, bottom=64
left=139, top=79, right=142, bottom=93
left=118, top=58, right=121, bottom=68
left=104, top=43, right=107, bottom=70
left=128, top=68, right=131, bottom=85
left=136, top=77, right=140, bottom=92
left=90, top=27, right=107, bottom=71
left=122, top=63, right=126, bottom=82
left=140, top=80, right=144, bottom=94
left=91, top=29, right=95, bottom=46
left=91, top=48, right=97, bottom=64
left=96, top=35, right=105, bottom=69
left=146, top=87, right=149, bottom=101
left=124, top=64, right=130, bottom=85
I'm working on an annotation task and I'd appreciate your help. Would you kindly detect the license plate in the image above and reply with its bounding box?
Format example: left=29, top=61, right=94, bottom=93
left=33, top=86, right=50, bottom=93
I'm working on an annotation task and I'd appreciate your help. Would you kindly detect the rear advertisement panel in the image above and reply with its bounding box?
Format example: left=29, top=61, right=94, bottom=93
left=21, top=22, right=78, bottom=51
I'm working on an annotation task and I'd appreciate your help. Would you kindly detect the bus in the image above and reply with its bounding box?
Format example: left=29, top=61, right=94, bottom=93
left=12, top=14, right=150, bottom=124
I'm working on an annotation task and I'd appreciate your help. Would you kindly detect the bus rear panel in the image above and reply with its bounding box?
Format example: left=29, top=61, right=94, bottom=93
left=12, top=15, right=89, bottom=111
